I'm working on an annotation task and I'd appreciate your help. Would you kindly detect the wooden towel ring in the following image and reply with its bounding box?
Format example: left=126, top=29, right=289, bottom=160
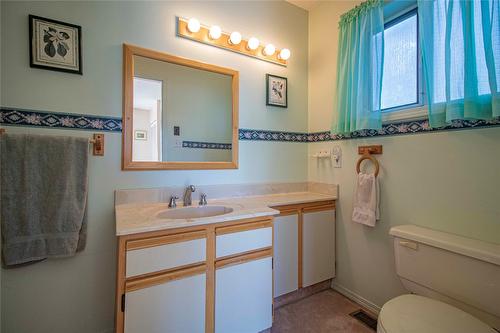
left=356, top=154, right=380, bottom=177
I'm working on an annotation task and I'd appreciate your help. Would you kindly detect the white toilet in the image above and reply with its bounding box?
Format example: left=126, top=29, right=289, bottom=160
left=378, top=225, right=500, bottom=333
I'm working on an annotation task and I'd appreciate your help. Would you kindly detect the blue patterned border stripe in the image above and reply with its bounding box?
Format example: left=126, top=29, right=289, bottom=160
left=308, top=118, right=500, bottom=142
left=239, top=128, right=308, bottom=142
left=182, top=141, right=232, bottom=150
left=0, top=107, right=122, bottom=132
left=1, top=107, right=499, bottom=140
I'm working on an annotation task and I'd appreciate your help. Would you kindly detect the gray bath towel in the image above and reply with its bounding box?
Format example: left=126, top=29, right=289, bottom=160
left=1, top=133, right=89, bottom=266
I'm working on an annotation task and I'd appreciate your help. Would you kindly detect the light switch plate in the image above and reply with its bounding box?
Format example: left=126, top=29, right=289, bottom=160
left=332, top=146, right=342, bottom=168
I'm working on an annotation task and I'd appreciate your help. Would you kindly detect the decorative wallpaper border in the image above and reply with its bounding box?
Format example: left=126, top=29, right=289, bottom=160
left=308, top=118, right=500, bottom=142
left=2, top=107, right=499, bottom=141
left=239, top=128, right=308, bottom=142
left=0, top=107, right=122, bottom=132
left=242, top=118, right=500, bottom=143
left=182, top=141, right=232, bottom=150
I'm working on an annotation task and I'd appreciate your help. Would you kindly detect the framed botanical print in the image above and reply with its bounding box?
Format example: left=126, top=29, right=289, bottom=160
left=29, top=15, right=82, bottom=75
left=266, top=74, right=287, bottom=108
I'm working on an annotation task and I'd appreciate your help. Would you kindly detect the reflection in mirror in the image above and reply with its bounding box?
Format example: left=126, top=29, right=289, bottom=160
left=132, top=55, right=233, bottom=163
left=133, top=77, right=163, bottom=161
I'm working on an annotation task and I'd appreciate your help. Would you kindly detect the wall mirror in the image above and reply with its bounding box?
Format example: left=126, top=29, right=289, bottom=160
left=122, top=44, right=239, bottom=170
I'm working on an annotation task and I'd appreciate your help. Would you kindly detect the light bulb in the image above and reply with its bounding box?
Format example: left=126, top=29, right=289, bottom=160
left=263, top=44, right=276, bottom=56
left=187, top=18, right=200, bottom=33
left=279, top=48, right=291, bottom=60
left=247, top=37, right=259, bottom=50
left=229, top=31, right=242, bottom=45
left=209, top=25, right=221, bottom=40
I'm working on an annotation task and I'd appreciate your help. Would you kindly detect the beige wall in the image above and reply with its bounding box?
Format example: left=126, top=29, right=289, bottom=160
left=308, top=0, right=500, bottom=311
left=308, top=0, right=359, bottom=133
left=0, top=2, right=308, bottom=332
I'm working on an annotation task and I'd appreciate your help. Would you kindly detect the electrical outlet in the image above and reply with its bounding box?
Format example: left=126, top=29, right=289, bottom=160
left=332, top=146, right=342, bottom=168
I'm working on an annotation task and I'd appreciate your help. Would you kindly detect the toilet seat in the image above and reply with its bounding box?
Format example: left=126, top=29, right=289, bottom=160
left=377, top=294, right=496, bottom=333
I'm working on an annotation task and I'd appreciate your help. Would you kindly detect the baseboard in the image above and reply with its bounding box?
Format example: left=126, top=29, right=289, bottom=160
left=331, top=282, right=381, bottom=315
left=274, top=279, right=332, bottom=309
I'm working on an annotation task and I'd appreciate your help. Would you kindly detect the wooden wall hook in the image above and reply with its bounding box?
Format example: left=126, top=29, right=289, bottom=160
left=358, top=145, right=383, bottom=155
left=92, top=133, right=105, bottom=156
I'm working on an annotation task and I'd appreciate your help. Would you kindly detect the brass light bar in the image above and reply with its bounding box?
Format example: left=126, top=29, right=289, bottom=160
left=176, top=17, right=288, bottom=67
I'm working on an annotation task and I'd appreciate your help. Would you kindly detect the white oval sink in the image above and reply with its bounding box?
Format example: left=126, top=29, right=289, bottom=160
left=156, top=205, right=234, bottom=220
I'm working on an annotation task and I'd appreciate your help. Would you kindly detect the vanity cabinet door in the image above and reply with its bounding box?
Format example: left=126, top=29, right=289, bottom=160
left=124, top=273, right=206, bottom=333
left=216, top=226, right=272, bottom=258
left=302, top=209, right=335, bottom=288
left=125, top=232, right=206, bottom=278
left=274, top=214, right=299, bottom=297
left=215, top=257, right=273, bottom=333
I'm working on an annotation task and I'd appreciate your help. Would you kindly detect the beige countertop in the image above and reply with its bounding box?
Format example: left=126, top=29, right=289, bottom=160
left=115, top=191, right=337, bottom=236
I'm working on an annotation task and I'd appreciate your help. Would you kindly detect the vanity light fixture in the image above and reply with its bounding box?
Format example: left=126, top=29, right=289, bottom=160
left=187, top=18, right=200, bottom=33
left=229, top=31, right=242, bottom=45
left=279, top=48, right=291, bottom=60
left=208, top=25, right=222, bottom=40
left=209, top=25, right=222, bottom=40
left=263, top=44, right=276, bottom=56
left=247, top=37, right=260, bottom=50
left=177, top=17, right=289, bottom=66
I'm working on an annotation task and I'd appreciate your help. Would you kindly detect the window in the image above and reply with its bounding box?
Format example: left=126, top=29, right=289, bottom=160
left=380, top=7, right=426, bottom=120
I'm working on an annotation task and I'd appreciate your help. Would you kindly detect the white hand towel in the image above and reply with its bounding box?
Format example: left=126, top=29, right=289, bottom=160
left=352, top=172, right=380, bottom=227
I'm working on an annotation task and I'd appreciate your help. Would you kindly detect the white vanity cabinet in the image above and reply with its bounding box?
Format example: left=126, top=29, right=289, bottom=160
left=215, top=257, right=273, bottom=333
left=115, top=217, right=274, bottom=333
left=115, top=199, right=335, bottom=333
left=125, top=236, right=206, bottom=277
left=273, top=213, right=299, bottom=297
left=118, top=230, right=208, bottom=333
left=214, top=221, right=274, bottom=333
left=216, top=226, right=272, bottom=258
left=302, top=208, right=336, bottom=287
left=273, top=200, right=335, bottom=295
left=124, top=272, right=206, bottom=333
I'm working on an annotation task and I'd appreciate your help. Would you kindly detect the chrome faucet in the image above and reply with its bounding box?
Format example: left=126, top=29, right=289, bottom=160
left=183, top=185, right=196, bottom=206
left=199, top=193, right=207, bottom=206
left=168, top=196, right=179, bottom=208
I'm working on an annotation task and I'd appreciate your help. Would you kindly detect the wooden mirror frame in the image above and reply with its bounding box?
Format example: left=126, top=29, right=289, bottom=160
left=122, top=43, right=239, bottom=170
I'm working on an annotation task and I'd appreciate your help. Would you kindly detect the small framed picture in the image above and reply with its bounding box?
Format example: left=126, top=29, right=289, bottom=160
left=134, top=130, right=147, bottom=140
left=29, top=15, right=82, bottom=75
left=266, top=74, right=287, bottom=108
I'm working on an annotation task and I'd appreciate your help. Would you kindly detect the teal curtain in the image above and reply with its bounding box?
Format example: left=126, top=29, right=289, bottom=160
left=418, top=0, right=500, bottom=127
left=331, top=0, right=385, bottom=135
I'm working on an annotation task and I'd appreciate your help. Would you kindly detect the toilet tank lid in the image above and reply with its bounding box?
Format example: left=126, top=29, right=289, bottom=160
left=390, top=225, right=500, bottom=266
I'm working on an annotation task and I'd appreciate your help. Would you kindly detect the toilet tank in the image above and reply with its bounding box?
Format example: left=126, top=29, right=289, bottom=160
left=390, top=225, right=500, bottom=330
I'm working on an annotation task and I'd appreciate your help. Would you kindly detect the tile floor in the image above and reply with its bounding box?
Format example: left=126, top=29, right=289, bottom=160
left=271, top=289, right=376, bottom=333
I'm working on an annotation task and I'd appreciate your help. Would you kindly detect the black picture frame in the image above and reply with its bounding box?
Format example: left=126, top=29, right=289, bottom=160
left=266, top=74, right=288, bottom=108
left=29, top=15, right=83, bottom=75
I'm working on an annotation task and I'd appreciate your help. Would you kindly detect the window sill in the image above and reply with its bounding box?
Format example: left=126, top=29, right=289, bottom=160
left=382, top=105, right=428, bottom=124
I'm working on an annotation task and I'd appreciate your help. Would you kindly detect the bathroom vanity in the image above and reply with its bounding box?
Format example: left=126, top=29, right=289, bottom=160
left=117, top=44, right=337, bottom=333
left=115, top=192, right=336, bottom=333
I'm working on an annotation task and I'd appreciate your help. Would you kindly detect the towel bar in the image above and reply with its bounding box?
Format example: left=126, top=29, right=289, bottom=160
left=0, top=128, right=104, bottom=156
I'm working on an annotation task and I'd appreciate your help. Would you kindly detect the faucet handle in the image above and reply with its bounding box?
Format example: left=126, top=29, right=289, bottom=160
left=199, top=193, right=207, bottom=206
left=168, top=196, right=179, bottom=208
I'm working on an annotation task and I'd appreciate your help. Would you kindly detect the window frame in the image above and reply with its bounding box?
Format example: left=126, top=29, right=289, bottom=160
left=381, top=5, right=428, bottom=123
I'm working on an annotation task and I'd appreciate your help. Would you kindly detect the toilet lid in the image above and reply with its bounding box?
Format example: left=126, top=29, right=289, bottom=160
left=378, top=295, right=496, bottom=333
